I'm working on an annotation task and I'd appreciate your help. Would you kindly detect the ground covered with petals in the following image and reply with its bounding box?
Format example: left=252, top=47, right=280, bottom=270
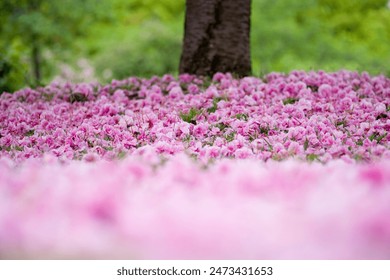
left=0, top=71, right=390, bottom=259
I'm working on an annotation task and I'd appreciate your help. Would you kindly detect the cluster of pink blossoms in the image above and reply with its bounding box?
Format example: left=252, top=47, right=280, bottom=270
left=0, top=70, right=390, bottom=259
left=1, top=70, right=389, bottom=163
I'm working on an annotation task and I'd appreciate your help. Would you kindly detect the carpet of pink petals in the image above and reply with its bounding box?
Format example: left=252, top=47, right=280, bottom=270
left=0, top=70, right=390, bottom=259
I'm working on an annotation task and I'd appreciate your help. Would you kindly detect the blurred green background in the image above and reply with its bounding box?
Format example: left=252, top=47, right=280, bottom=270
left=1, top=0, right=390, bottom=92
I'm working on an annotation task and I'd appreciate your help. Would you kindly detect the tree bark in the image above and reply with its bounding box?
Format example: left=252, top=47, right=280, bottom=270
left=31, top=42, right=41, bottom=86
left=30, top=0, right=41, bottom=86
left=179, top=0, right=251, bottom=77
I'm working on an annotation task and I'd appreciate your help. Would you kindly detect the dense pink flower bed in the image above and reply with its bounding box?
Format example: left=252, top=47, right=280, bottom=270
left=1, top=71, right=389, bottom=163
left=0, top=71, right=390, bottom=259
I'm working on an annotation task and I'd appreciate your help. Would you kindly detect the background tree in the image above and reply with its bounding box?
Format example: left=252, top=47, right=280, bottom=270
left=179, top=0, right=251, bottom=77
left=0, top=0, right=108, bottom=90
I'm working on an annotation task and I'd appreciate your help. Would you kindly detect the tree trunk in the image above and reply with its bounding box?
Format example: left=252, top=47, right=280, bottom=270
left=30, top=0, right=42, bottom=86
left=31, top=42, right=41, bottom=86
left=179, top=0, right=251, bottom=77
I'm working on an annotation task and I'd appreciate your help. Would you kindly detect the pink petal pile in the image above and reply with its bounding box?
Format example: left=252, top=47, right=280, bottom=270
left=0, top=70, right=390, bottom=259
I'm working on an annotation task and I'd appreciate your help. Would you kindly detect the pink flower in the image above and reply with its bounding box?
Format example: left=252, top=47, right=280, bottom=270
left=375, top=103, right=386, bottom=114
left=84, top=153, right=98, bottom=162
left=206, top=146, right=220, bottom=158
left=287, top=141, right=301, bottom=155
left=234, top=147, right=252, bottom=159
left=340, top=97, right=353, bottom=111
left=113, top=89, right=126, bottom=101
left=187, top=84, right=199, bottom=94
left=318, top=84, right=332, bottom=97
left=178, top=122, right=190, bottom=135
left=168, top=86, right=183, bottom=100
left=193, top=123, right=208, bottom=137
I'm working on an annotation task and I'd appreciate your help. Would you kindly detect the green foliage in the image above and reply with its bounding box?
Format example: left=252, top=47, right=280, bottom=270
left=69, top=93, right=88, bottom=103
left=235, top=113, right=249, bottom=121
left=24, top=130, right=35, bottom=137
left=117, top=151, right=127, bottom=160
left=112, top=0, right=184, bottom=24
left=260, top=126, right=270, bottom=136
left=0, top=0, right=109, bottom=46
left=369, top=132, right=387, bottom=143
left=207, top=97, right=228, bottom=113
left=306, top=153, right=319, bottom=162
left=283, top=97, right=299, bottom=105
left=304, top=138, right=309, bottom=151
left=216, top=123, right=229, bottom=132
left=317, top=0, right=387, bottom=14
left=0, top=40, right=30, bottom=92
left=251, top=0, right=390, bottom=76
left=0, top=0, right=109, bottom=90
left=225, top=132, right=236, bottom=142
left=87, top=0, right=184, bottom=81
left=1, top=0, right=390, bottom=92
left=93, top=21, right=182, bottom=80
left=336, top=119, right=348, bottom=127
left=180, top=108, right=201, bottom=124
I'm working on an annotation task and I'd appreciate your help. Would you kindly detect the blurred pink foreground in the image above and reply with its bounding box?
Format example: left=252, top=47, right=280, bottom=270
left=0, top=154, right=390, bottom=259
